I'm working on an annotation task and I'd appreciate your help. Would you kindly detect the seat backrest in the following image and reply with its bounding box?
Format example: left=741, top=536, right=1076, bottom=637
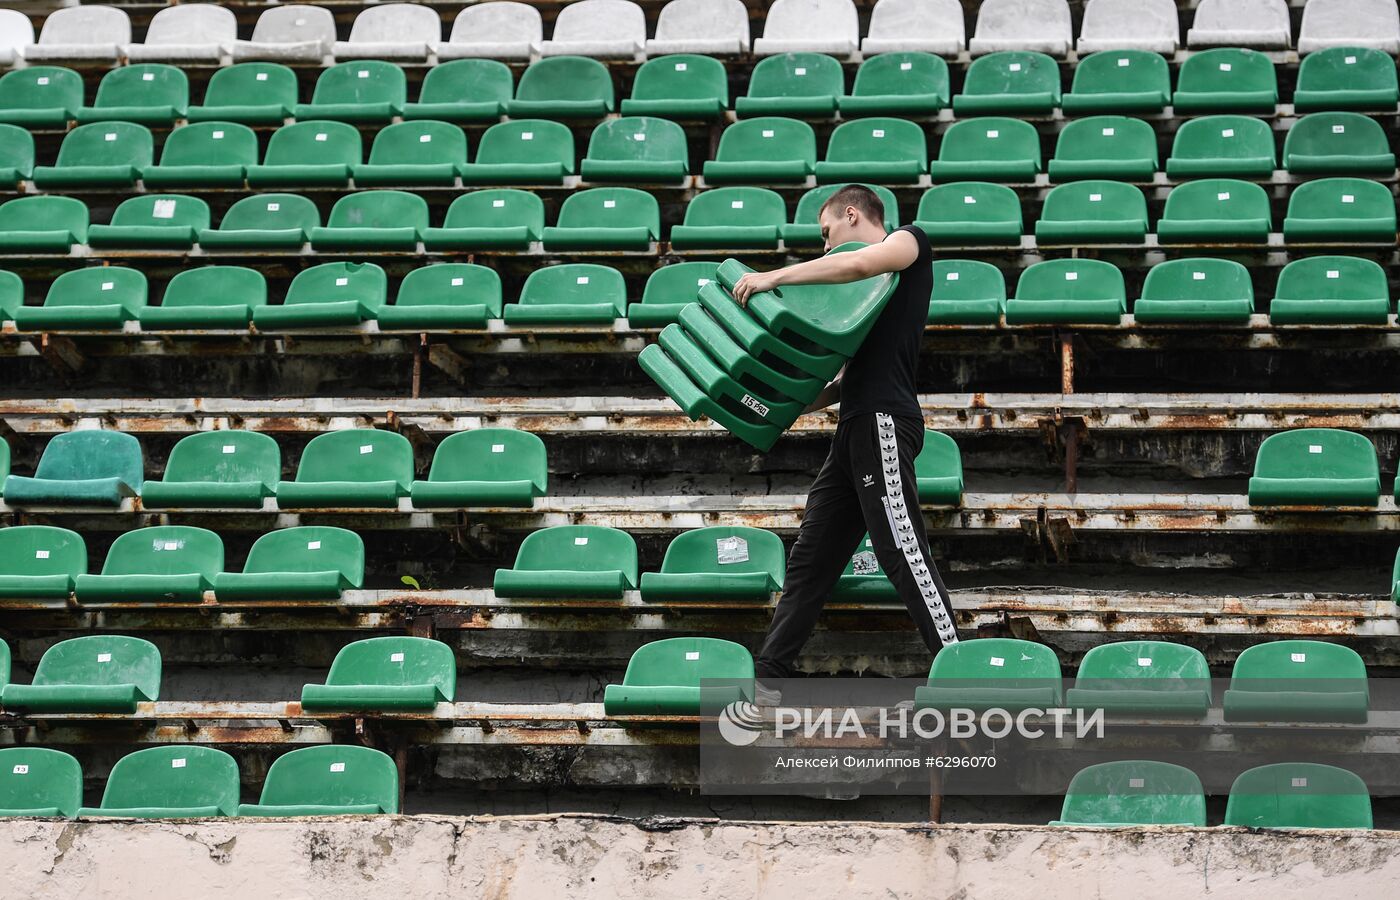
left=158, top=122, right=259, bottom=168
left=512, top=524, right=638, bottom=584
left=55, top=122, right=153, bottom=169
left=99, top=746, right=240, bottom=815
left=760, top=0, right=858, bottom=44
left=962, top=50, right=1061, bottom=99
left=1177, top=47, right=1278, bottom=98
left=641, top=261, right=723, bottom=306
left=448, top=2, right=542, bottom=45
left=1296, top=46, right=1397, bottom=94
left=293, top=428, right=413, bottom=488
left=622, top=637, right=754, bottom=687
left=929, top=259, right=1008, bottom=304
left=440, top=189, right=544, bottom=236
left=0, top=9, right=32, bottom=55
left=142, top=5, right=237, bottom=46
left=0, top=748, right=82, bottom=818
left=395, top=264, right=504, bottom=319
left=658, top=526, right=785, bottom=583
left=971, top=0, right=1072, bottom=49
left=99, top=525, right=223, bottom=578
left=0, top=124, right=33, bottom=175
left=250, top=5, right=337, bottom=48
left=555, top=187, right=659, bottom=238
left=284, top=262, right=389, bottom=312
left=1274, top=255, right=1388, bottom=302
left=346, top=3, right=441, bottom=43
left=108, top=194, right=211, bottom=232
left=258, top=745, right=399, bottom=813
left=746, top=52, right=844, bottom=98
left=0, top=67, right=83, bottom=114
left=1075, top=640, right=1210, bottom=683
left=325, top=636, right=455, bottom=699
left=1299, top=0, right=1400, bottom=49
left=161, top=266, right=268, bottom=312
left=1287, top=176, right=1395, bottom=219
left=1284, top=111, right=1391, bottom=162
left=1162, top=179, right=1271, bottom=222
left=262, top=121, right=363, bottom=167
left=914, top=430, right=962, bottom=482
left=93, top=64, right=188, bottom=110
left=0, top=196, right=88, bottom=241
left=550, top=0, right=646, bottom=42
left=918, top=182, right=1023, bottom=227
left=1059, top=760, right=1206, bottom=826
left=866, top=0, right=964, bottom=48
left=715, top=117, right=817, bottom=164
left=326, top=190, right=430, bottom=232
left=1039, top=180, right=1146, bottom=222
left=46, top=268, right=147, bottom=314
left=1169, top=115, right=1276, bottom=166
left=1069, top=49, right=1171, bottom=98
left=794, top=183, right=900, bottom=231
left=0, top=268, right=18, bottom=319
left=585, top=117, right=688, bottom=167
left=0, top=525, right=86, bottom=580
left=1077, top=0, right=1178, bottom=49
left=32, top=430, right=143, bottom=488
left=825, top=117, right=927, bottom=164
left=1225, top=763, right=1371, bottom=829
left=38, top=5, right=131, bottom=46
left=851, top=51, right=951, bottom=99
left=1053, top=115, right=1157, bottom=164
left=426, top=428, right=547, bottom=491
left=734, top=246, right=898, bottom=354
left=518, top=264, right=628, bottom=315
left=33, top=635, right=161, bottom=699
left=1140, top=258, right=1253, bottom=303
left=1251, top=429, right=1378, bottom=484
left=841, top=534, right=888, bottom=577
left=417, top=59, right=514, bottom=105
left=216, top=194, right=321, bottom=233
left=201, top=63, right=299, bottom=110
left=516, top=56, right=615, bottom=105
left=630, top=54, right=729, bottom=104
left=1015, top=258, right=1125, bottom=302
left=654, top=0, right=750, bottom=45
left=1190, top=0, right=1291, bottom=45
left=473, top=120, right=574, bottom=170
left=242, top=526, right=365, bottom=586
left=682, top=187, right=787, bottom=228
left=936, top=118, right=1041, bottom=165
left=927, top=638, right=1062, bottom=681
left=311, top=60, right=407, bottom=108
left=161, top=429, right=280, bottom=487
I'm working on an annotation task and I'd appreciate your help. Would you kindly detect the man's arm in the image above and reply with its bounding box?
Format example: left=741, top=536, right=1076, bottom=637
left=731, top=229, right=921, bottom=307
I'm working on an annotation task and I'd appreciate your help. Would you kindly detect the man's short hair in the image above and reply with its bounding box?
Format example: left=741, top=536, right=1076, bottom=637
left=818, top=184, right=885, bottom=225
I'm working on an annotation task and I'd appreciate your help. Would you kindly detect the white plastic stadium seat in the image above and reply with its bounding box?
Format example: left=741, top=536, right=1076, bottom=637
left=968, top=0, right=1073, bottom=55
left=232, top=5, right=337, bottom=63
left=333, top=4, right=442, bottom=61
left=1187, top=0, right=1292, bottom=49
left=752, top=0, right=860, bottom=57
left=1076, top=0, right=1179, bottom=54
left=1298, top=0, right=1400, bottom=54
left=24, top=5, right=130, bottom=62
left=861, top=0, right=964, bottom=56
left=438, top=2, right=542, bottom=61
left=125, top=5, right=237, bottom=63
left=647, top=0, right=750, bottom=56
left=540, top=0, right=647, bottom=59
left=0, top=9, right=33, bottom=67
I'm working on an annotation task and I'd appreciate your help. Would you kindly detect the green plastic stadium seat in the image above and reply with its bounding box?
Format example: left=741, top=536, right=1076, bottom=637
left=1034, top=181, right=1148, bottom=244
left=309, top=190, right=428, bottom=251
left=0, top=269, right=18, bottom=320
left=197, top=194, right=319, bottom=251
left=627, top=261, right=721, bottom=326
left=1047, top=116, right=1158, bottom=181
left=410, top=428, right=547, bottom=507
left=580, top=117, right=689, bottom=184
left=351, top=121, right=467, bottom=187
left=1133, top=258, right=1254, bottom=323
left=32, top=122, right=152, bottom=189
left=506, top=56, right=615, bottom=118
left=503, top=263, right=627, bottom=324
left=2, top=431, right=141, bottom=507
left=422, top=190, right=544, bottom=251
left=1005, top=258, right=1126, bottom=325
left=1270, top=256, right=1391, bottom=325
left=929, top=118, right=1041, bottom=182
left=13, top=267, right=146, bottom=331
left=404, top=59, right=513, bottom=123
left=781, top=183, right=899, bottom=247
left=254, top=262, right=388, bottom=329
left=1282, top=112, right=1396, bottom=175
left=1247, top=428, right=1380, bottom=507
left=78, top=746, right=239, bottom=819
left=839, top=52, right=949, bottom=117
left=139, top=430, right=279, bottom=508
left=0, top=67, right=82, bottom=127
left=1062, top=50, right=1171, bottom=114
left=670, top=187, right=785, bottom=250
left=187, top=63, right=297, bottom=125
left=1282, top=177, right=1397, bottom=243
left=814, top=118, right=927, bottom=184
left=0, top=635, right=160, bottom=713
left=833, top=534, right=897, bottom=600
left=603, top=637, right=754, bottom=715
left=662, top=305, right=826, bottom=415
left=1225, top=763, right=1371, bottom=829
left=1173, top=48, right=1278, bottom=113
left=238, top=745, right=398, bottom=816
left=139, top=266, right=266, bottom=331
left=1156, top=179, right=1271, bottom=244
left=141, top=122, right=257, bottom=189
left=212, top=526, right=364, bottom=600
left=915, top=430, right=963, bottom=504
left=295, top=61, right=405, bottom=123
left=915, top=639, right=1063, bottom=711
left=1065, top=641, right=1212, bottom=716
left=701, top=117, right=816, bottom=185
left=621, top=54, right=729, bottom=120
left=494, top=524, right=638, bottom=599
left=1294, top=46, right=1399, bottom=112
left=736, top=53, right=843, bottom=118
left=76, top=64, right=188, bottom=125
left=953, top=51, right=1061, bottom=115
left=1223, top=639, right=1368, bottom=723
left=1164, top=115, right=1276, bottom=178
left=301, top=636, right=455, bottom=711
left=275, top=428, right=411, bottom=509
left=379, top=263, right=504, bottom=330
left=0, top=125, right=33, bottom=188
left=1390, top=547, right=1400, bottom=603
left=0, top=526, right=85, bottom=600
left=0, top=196, right=87, bottom=253
left=540, top=187, right=660, bottom=251
left=926, top=259, right=1007, bottom=324
left=0, top=748, right=83, bottom=818
left=87, top=195, right=210, bottom=250
left=639, top=526, right=785, bottom=601
left=1051, top=761, right=1206, bottom=827
left=915, top=183, right=1023, bottom=247
left=73, top=525, right=221, bottom=603
left=458, top=120, right=574, bottom=185
left=246, top=121, right=362, bottom=188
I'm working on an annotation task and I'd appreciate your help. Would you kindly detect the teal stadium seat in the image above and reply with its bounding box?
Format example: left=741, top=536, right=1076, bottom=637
left=1065, top=640, right=1212, bottom=716
left=1133, top=258, right=1254, bottom=323
left=33, top=122, right=152, bottom=189
left=1047, top=116, right=1157, bottom=181
left=1156, top=179, right=1271, bottom=244
left=1051, top=761, right=1207, bottom=827
left=1062, top=50, right=1171, bottom=114
left=352, top=121, right=468, bottom=187
left=1034, top=181, right=1148, bottom=244
left=2, top=431, right=142, bottom=507
left=422, top=190, right=544, bottom=251
left=0, top=748, right=83, bottom=818
left=74, top=525, right=222, bottom=603
left=237, top=745, right=399, bottom=816
left=379, top=263, right=504, bottom=330
left=1282, top=177, right=1397, bottom=243
left=295, top=60, right=405, bottom=123
left=1173, top=48, right=1278, bottom=112
left=0, top=67, right=82, bottom=127
left=139, top=266, right=267, bottom=330
left=580, top=116, right=689, bottom=184
left=0, top=526, right=86, bottom=600
left=833, top=534, right=897, bottom=601
left=915, top=430, right=964, bottom=503
left=839, top=51, right=949, bottom=117
left=1223, top=640, right=1368, bottom=723
left=0, top=196, right=87, bottom=253
left=301, top=636, right=455, bottom=711
left=0, top=269, right=17, bottom=320
left=702, top=117, right=816, bottom=184
left=541, top=187, right=660, bottom=251
left=410, top=428, right=547, bottom=507
left=953, top=51, right=1061, bottom=115
left=639, top=526, right=785, bottom=601
left=77, top=64, right=187, bottom=125
left=494, top=524, right=638, bottom=599
left=141, top=122, right=258, bottom=189
left=77, top=746, right=239, bottom=819
left=274, top=428, right=413, bottom=509
left=13, top=267, right=146, bottom=331
left=781, top=183, right=899, bottom=247
left=627, top=261, right=721, bottom=326
left=1282, top=112, right=1396, bottom=175
left=140, top=430, right=280, bottom=508
left=1005, top=258, right=1126, bottom=325
left=915, top=182, right=1023, bottom=246
left=254, top=262, right=388, bottom=329
left=404, top=59, right=513, bottom=123
left=1225, top=763, right=1372, bottom=829
left=458, top=120, right=575, bottom=185
left=87, top=195, right=210, bottom=250
left=1294, top=46, right=1399, bottom=112
left=670, top=187, right=785, bottom=250
left=814, top=117, right=928, bottom=184
left=309, top=191, right=428, bottom=251
left=1247, top=428, right=1380, bottom=506
left=926, top=259, right=1007, bottom=324
left=212, top=526, right=364, bottom=600
left=929, top=118, right=1041, bottom=182
left=1269, top=256, right=1391, bottom=325
left=602, top=637, right=753, bottom=715
left=246, top=121, right=362, bottom=188
left=187, top=63, right=297, bottom=125
left=503, top=263, right=627, bottom=324
left=0, top=635, right=160, bottom=713
left=620, top=54, right=729, bottom=120
left=915, top=638, right=1063, bottom=712
left=196, top=194, right=319, bottom=251
left=736, top=52, right=843, bottom=118
left=506, top=56, right=615, bottom=118
left=0, top=125, right=33, bottom=188
left=1164, top=115, right=1276, bottom=178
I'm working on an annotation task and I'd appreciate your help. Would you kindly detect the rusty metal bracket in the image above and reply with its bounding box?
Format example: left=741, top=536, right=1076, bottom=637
left=1018, top=506, right=1076, bottom=565
left=37, top=334, right=83, bottom=376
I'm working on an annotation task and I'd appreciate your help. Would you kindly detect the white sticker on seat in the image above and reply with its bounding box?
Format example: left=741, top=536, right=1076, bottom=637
left=162, top=541, right=179, bottom=551
left=391, top=652, right=405, bottom=662
left=336, top=277, right=349, bottom=286
left=685, top=651, right=700, bottom=660
left=97, top=653, right=112, bottom=663
left=1129, top=777, right=1145, bottom=787
left=1193, top=271, right=1206, bottom=280
left=762, top=130, right=774, bottom=138
left=1342, top=194, right=1355, bottom=203
left=697, top=278, right=709, bottom=286
left=105, top=133, right=117, bottom=142
left=330, top=762, right=345, bottom=772
left=267, top=202, right=280, bottom=212
left=142, top=73, right=155, bottom=82
left=1326, top=270, right=1340, bottom=278
left=520, top=132, right=534, bottom=141
left=1308, top=444, right=1322, bottom=453
left=674, top=62, right=687, bottom=71
left=256, top=72, right=268, bottom=81
left=492, top=199, right=506, bottom=208
left=633, top=133, right=646, bottom=141
left=900, top=62, right=912, bottom=71
left=491, top=443, right=505, bottom=452
left=794, top=67, right=807, bottom=76
left=1332, top=125, right=1345, bottom=134
left=1292, top=777, right=1308, bottom=787
left=1102, top=127, right=1115, bottom=136
left=1008, top=63, right=1021, bottom=72
left=307, top=540, right=322, bottom=550
left=576, top=276, right=589, bottom=285
left=574, top=537, right=589, bottom=545
left=36, top=77, right=48, bottom=85
left=1291, top=652, right=1307, bottom=662
left=989, top=656, right=1005, bottom=667
left=603, top=199, right=616, bottom=209
left=212, top=131, right=225, bottom=140
left=102, top=282, right=114, bottom=291
left=360, top=444, right=373, bottom=454
left=986, top=129, right=999, bottom=138
left=1345, top=55, right=1357, bottom=64
left=152, top=199, right=178, bottom=219
left=451, top=277, right=464, bottom=286
left=1137, top=657, right=1152, bottom=666
left=35, top=550, right=49, bottom=559
left=315, top=133, right=328, bottom=142
left=1222, top=129, right=1235, bottom=138
left=419, top=134, right=432, bottom=143
left=12, top=765, right=27, bottom=774
left=1217, top=192, right=1230, bottom=201
left=1117, top=58, right=1130, bottom=67
left=731, top=200, right=744, bottom=209
left=294, top=18, right=307, bottom=25
left=1088, top=193, right=1102, bottom=202
left=358, top=70, right=369, bottom=79
left=946, top=272, right=959, bottom=281
left=872, top=129, right=885, bottom=138
left=1065, top=271, right=1079, bottom=281
left=171, top=757, right=186, bottom=768
left=1219, top=62, right=1232, bottom=71
left=963, top=195, right=976, bottom=204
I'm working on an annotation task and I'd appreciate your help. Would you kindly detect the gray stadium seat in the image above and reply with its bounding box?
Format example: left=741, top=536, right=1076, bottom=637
left=1187, top=0, right=1292, bottom=49
left=541, top=0, right=647, bottom=59
left=24, top=6, right=130, bottom=63
left=861, top=0, right=965, bottom=56
left=1298, top=0, right=1400, bottom=54
left=333, top=4, right=440, bottom=62
left=648, top=0, right=750, bottom=56
left=752, top=0, right=860, bottom=58
left=125, top=5, right=236, bottom=63
left=969, top=0, right=1073, bottom=56
left=232, top=6, right=336, bottom=63
left=1076, top=0, right=1179, bottom=54
left=437, top=3, right=542, bottom=61
left=0, top=10, right=33, bottom=68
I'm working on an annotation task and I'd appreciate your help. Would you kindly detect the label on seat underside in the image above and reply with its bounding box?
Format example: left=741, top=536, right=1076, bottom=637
left=740, top=394, right=769, bottom=418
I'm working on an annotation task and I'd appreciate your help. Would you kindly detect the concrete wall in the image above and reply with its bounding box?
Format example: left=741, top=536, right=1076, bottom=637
left=2, top=814, right=1397, bottom=899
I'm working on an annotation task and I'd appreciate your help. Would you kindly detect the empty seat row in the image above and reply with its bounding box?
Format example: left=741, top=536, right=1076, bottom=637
left=1248, top=427, right=1400, bottom=507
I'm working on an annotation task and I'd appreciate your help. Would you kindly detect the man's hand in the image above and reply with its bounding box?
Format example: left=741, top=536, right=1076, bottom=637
left=732, top=270, right=783, bottom=308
